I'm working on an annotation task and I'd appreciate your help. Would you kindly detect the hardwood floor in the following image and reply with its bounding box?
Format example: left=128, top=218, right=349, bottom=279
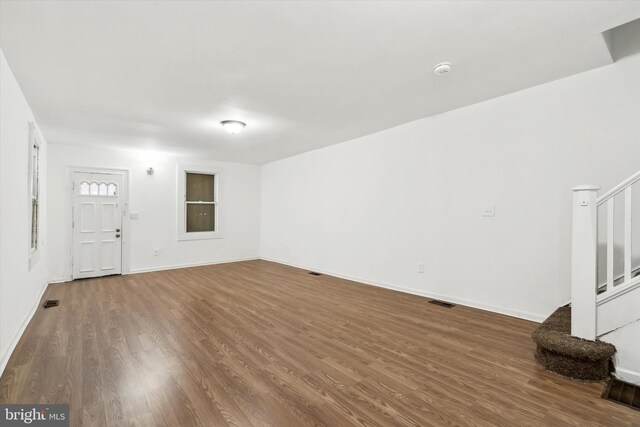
left=1, top=260, right=638, bottom=426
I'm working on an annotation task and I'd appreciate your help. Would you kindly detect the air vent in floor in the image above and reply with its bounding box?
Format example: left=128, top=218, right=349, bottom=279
left=308, top=272, right=322, bottom=276
left=428, top=299, right=455, bottom=308
left=43, top=300, right=59, bottom=308
left=602, top=378, right=640, bottom=410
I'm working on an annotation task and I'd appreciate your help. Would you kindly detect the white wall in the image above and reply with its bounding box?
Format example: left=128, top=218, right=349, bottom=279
left=261, top=52, right=640, bottom=322
left=48, top=143, right=260, bottom=281
left=602, top=319, right=640, bottom=385
left=0, top=49, right=49, bottom=373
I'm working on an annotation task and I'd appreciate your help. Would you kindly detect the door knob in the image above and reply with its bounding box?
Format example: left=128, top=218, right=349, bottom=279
left=116, top=228, right=120, bottom=232
left=116, top=234, right=121, bottom=238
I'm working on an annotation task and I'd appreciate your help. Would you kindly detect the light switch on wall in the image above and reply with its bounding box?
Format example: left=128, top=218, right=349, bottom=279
left=482, top=205, right=496, bottom=217
left=130, top=212, right=139, bottom=219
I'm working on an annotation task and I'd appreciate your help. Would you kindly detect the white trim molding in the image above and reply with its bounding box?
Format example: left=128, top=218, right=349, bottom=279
left=0, top=280, right=48, bottom=377
left=615, top=367, right=640, bottom=386
left=66, top=166, right=131, bottom=280
left=129, top=257, right=259, bottom=275
left=261, top=257, right=546, bottom=323
left=49, top=257, right=260, bottom=283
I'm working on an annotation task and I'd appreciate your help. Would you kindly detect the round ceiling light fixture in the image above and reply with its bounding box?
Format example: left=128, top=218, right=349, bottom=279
left=220, top=120, right=246, bottom=134
left=433, top=62, right=452, bottom=76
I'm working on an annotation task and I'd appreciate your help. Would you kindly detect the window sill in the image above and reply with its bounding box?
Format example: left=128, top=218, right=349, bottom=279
left=178, top=232, right=224, bottom=241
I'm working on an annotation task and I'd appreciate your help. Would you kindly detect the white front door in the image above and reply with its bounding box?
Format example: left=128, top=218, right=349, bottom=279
left=72, top=172, right=123, bottom=279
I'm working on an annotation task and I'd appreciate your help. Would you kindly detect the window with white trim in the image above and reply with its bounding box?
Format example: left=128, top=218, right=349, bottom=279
left=28, top=122, right=41, bottom=268
left=177, top=164, right=222, bottom=240
left=186, top=172, right=216, bottom=232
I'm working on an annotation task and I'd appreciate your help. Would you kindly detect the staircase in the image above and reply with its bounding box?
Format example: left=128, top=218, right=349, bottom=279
left=535, top=170, right=640, bottom=384
left=572, top=170, right=640, bottom=338
left=532, top=306, right=616, bottom=381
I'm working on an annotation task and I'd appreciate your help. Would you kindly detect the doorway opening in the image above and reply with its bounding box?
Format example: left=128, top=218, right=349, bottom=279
left=70, top=168, right=129, bottom=280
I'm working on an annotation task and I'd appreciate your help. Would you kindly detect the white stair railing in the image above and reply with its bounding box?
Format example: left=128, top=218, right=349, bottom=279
left=571, top=170, right=640, bottom=340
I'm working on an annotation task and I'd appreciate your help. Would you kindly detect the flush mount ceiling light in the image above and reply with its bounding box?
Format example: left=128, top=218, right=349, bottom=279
left=433, top=62, right=452, bottom=76
left=220, top=120, right=246, bottom=134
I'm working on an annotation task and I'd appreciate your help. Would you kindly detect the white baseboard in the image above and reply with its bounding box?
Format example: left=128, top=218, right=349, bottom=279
left=47, top=255, right=545, bottom=325
left=128, top=257, right=259, bottom=274
left=48, top=257, right=261, bottom=283
left=0, top=280, right=48, bottom=377
left=262, top=257, right=547, bottom=323
left=615, top=367, right=640, bottom=386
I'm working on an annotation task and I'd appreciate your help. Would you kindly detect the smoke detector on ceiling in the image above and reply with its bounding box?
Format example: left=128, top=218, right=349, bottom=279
left=433, top=62, right=452, bottom=76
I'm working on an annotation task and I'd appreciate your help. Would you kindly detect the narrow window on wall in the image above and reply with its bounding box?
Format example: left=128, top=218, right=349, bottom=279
left=31, top=143, right=39, bottom=249
left=186, top=172, right=216, bottom=232
left=177, top=164, right=222, bottom=241
left=29, top=122, right=41, bottom=267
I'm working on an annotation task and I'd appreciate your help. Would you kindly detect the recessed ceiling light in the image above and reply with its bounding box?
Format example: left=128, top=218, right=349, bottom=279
left=220, top=120, right=246, bottom=134
left=433, top=62, right=452, bottom=76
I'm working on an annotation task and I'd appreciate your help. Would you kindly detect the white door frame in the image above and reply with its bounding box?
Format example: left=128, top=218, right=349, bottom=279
left=68, top=166, right=131, bottom=279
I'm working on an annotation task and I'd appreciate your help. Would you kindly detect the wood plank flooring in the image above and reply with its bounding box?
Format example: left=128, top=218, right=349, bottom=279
left=1, top=260, right=638, bottom=426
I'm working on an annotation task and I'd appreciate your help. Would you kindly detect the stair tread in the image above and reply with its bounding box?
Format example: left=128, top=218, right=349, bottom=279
left=532, top=307, right=615, bottom=381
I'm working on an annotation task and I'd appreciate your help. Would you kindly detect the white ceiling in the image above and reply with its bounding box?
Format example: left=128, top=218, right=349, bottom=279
left=2, top=1, right=640, bottom=164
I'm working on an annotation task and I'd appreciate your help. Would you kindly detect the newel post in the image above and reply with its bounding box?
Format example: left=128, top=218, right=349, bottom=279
left=570, top=185, right=599, bottom=340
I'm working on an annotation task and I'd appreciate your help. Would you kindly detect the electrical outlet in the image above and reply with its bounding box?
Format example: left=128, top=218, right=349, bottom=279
left=153, top=249, right=160, bottom=256
left=417, top=263, right=425, bottom=273
left=482, top=205, right=496, bottom=217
